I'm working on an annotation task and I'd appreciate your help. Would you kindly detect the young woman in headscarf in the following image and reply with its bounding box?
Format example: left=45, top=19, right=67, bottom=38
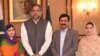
left=77, top=22, right=100, bottom=56
left=0, top=24, right=24, bottom=56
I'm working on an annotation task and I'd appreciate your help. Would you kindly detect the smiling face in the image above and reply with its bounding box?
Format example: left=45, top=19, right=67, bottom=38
left=85, top=24, right=94, bottom=36
left=7, top=27, right=15, bottom=38
left=59, top=17, right=69, bottom=30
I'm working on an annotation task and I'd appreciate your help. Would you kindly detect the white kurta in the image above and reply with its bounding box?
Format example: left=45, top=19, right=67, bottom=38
left=77, top=36, right=100, bottom=56
left=21, top=21, right=53, bottom=56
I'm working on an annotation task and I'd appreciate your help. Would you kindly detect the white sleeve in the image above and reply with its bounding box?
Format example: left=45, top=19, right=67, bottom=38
left=39, top=21, right=53, bottom=55
left=21, top=23, right=34, bottom=56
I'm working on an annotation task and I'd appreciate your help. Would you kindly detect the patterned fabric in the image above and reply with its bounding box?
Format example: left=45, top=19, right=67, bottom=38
left=77, top=36, right=100, bottom=56
left=0, top=24, right=24, bottom=56
left=0, top=39, right=24, bottom=56
left=77, top=22, right=100, bottom=56
left=4, top=26, right=17, bottom=44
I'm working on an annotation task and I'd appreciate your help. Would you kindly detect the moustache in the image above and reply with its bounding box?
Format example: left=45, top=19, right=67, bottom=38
left=61, top=24, right=66, bottom=25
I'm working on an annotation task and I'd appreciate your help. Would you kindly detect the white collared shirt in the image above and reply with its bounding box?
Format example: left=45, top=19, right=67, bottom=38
left=32, top=18, right=40, bottom=24
left=21, top=21, right=53, bottom=56
left=60, top=28, right=68, bottom=56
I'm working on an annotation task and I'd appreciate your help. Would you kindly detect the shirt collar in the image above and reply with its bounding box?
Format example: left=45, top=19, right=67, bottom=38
left=60, top=28, right=68, bottom=32
left=32, top=18, right=40, bottom=24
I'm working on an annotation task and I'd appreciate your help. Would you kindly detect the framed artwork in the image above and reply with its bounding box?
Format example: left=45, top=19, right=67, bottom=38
left=9, top=0, right=41, bottom=22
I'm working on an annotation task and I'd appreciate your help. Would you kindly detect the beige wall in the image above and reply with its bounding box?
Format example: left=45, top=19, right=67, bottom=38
left=3, top=0, right=100, bottom=36
left=72, top=0, right=100, bottom=35
left=3, top=0, right=66, bottom=36
left=49, top=0, right=66, bottom=31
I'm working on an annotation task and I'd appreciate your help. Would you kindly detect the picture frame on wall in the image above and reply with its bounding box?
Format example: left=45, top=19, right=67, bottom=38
left=9, top=0, right=41, bottom=22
